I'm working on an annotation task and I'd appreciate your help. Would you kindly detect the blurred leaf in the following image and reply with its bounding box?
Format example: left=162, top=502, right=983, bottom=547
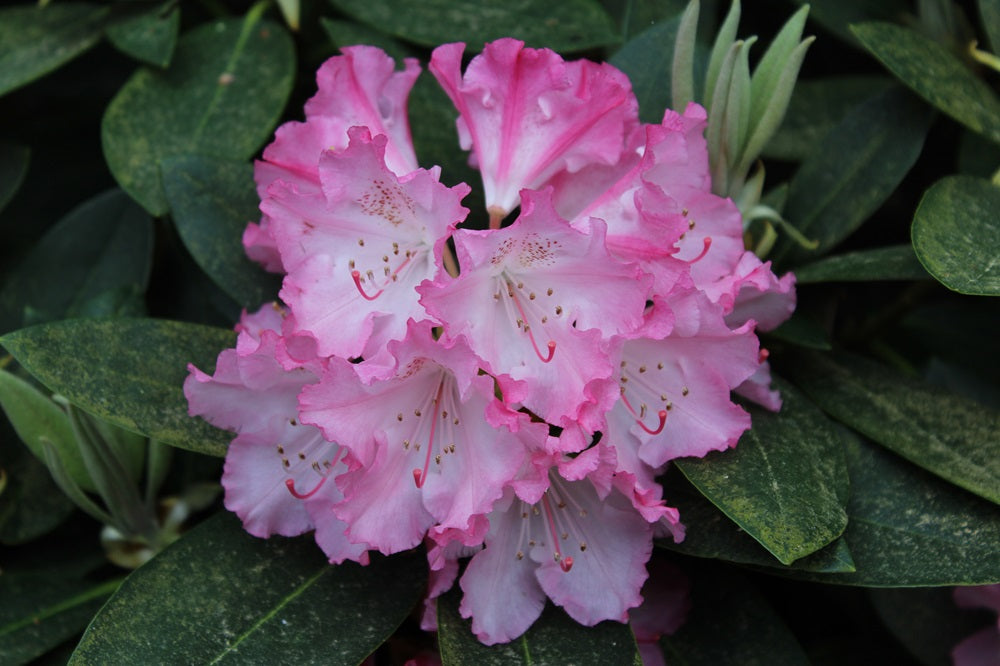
left=327, top=0, right=620, bottom=52
left=0, top=572, right=120, bottom=666
left=319, top=18, right=416, bottom=60
left=601, top=0, right=687, bottom=41
left=912, top=175, right=1000, bottom=295
left=0, top=369, right=94, bottom=493
left=774, top=87, right=932, bottom=266
left=610, top=16, right=693, bottom=124
left=763, top=76, right=892, bottom=161
left=766, top=313, right=832, bottom=350
left=660, top=566, right=810, bottom=666
left=0, top=143, right=29, bottom=215
left=0, top=3, right=110, bottom=97
left=161, top=156, right=280, bottom=309
left=675, top=380, right=849, bottom=565
left=437, top=586, right=641, bottom=666
left=793, top=244, right=930, bottom=283
left=70, top=512, right=425, bottom=664
left=981, top=0, right=1000, bottom=52
left=105, top=2, right=180, bottom=68
left=0, top=318, right=234, bottom=457
left=957, top=128, right=1000, bottom=177
left=0, top=189, right=153, bottom=334
left=788, top=0, right=908, bottom=46
left=852, top=21, right=1000, bottom=145
left=786, top=350, right=1000, bottom=505
left=0, top=444, right=74, bottom=545
left=102, top=13, right=295, bottom=215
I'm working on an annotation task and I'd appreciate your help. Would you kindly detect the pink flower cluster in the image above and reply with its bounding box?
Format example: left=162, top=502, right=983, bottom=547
left=185, top=39, right=795, bottom=645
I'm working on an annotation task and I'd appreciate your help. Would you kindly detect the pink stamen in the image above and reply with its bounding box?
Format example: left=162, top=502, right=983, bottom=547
left=684, top=236, right=712, bottom=264
left=621, top=393, right=668, bottom=435
left=508, top=283, right=556, bottom=363
left=351, top=270, right=384, bottom=301
left=285, top=476, right=328, bottom=499
left=413, top=383, right=444, bottom=489
left=541, top=493, right=571, bottom=573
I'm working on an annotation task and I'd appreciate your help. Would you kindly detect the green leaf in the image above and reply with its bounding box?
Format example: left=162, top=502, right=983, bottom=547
left=0, top=318, right=234, bottom=457
left=319, top=18, right=416, bottom=61
left=793, top=244, right=930, bottom=283
left=774, top=86, right=932, bottom=266
left=675, top=379, right=849, bottom=565
left=0, top=142, right=29, bottom=214
left=767, top=432, right=1000, bottom=586
left=0, top=189, right=153, bottom=334
left=0, top=369, right=94, bottom=493
left=0, top=443, right=74, bottom=545
left=0, top=3, right=110, bottom=97
left=784, top=350, right=1000, bottom=505
left=611, top=17, right=683, bottom=124
left=437, top=586, right=641, bottom=666
left=161, top=156, right=281, bottom=309
left=0, top=572, right=120, bottom=666
left=763, top=76, right=892, bottom=161
left=601, top=0, right=687, bottom=41
left=105, top=2, right=180, bottom=68
left=852, top=21, right=1000, bottom=145
left=70, top=512, right=426, bottom=664
left=981, top=0, right=1000, bottom=52
left=788, top=0, right=908, bottom=46
left=911, top=175, right=1000, bottom=295
left=102, top=13, right=295, bottom=215
left=660, top=566, right=810, bottom=666
left=765, top=313, right=832, bottom=350
left=327, top=0, right=620, bottom=53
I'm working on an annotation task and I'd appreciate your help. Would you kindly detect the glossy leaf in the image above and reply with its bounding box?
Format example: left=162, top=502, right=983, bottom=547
left=0, top=4, right=110, bottom=97
left=437, top=586, right=641, bottom=666
left=327, top=0, right=620, bottom=52
left=675, top=380, right=849, bottom=565
left=70, top=512, right=426, bottom=664
left=610, top=17, right=683, bottom=124
left=852, top=22, right=1000, bottom=145
left=0, top=319, right=234, bottom=457
left=0, top=143, right=29, bottom=214
left=102, top=13, right=295, bottom=215
left=660, top=566, right=810, bottom=666
left=785, top=350, right=1000, bottom=505
left=0, top=189, right=153, bottom=334
left=774, top=87, right=932, bottom=266
left=105, top=2, right=180, bottom=68
left=793, top=244, right=929, bottom=283
left=912, top=175, right=1000, bottom=295
left=161, top=156, right=280, bottom=309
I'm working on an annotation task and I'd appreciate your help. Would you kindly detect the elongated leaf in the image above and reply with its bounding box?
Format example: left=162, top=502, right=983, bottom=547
left=675, top=380, right=849, bottom=565
left=437, top=587, right=641, bottom=666
left=0, top=319, right=234, bottom=457
left=774, top=86, right=932, bottom=266
left=784, top=350, right=1000, bottom=505
left=788, top=0, right=908, bottom=46
left=105, top=2, right=180, bottom=68
left=793, top=244, right=929, bottom=283
left=328, top=0, right=620, bottom=52
left=610, top=17, right=683, bottom=124
left=0, top=189, right=153, bottom=334
left=601, top=0, right=688, bottom=41
left=0, top=143, right=29, bottom=214
left=0, top=369, right=94, bottom=493
left=102, top=13, right=295, bottom=215
left=660, top=565, right=809, bottom=666
left=0, top=4, right=110, bottom=97
left=767, top=433, right=1000, bottom=585
left=912, top=175, right=1000, bottom=296
left=70, top=512, right=426, bottom=664
left=852, top=22, right=1000, bottom=145
left=161, top=156, right=280, bottom=308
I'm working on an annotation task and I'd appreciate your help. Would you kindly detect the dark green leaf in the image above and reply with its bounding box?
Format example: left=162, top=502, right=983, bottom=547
left=0, top=189, right=153, bottom=334
left=787, top=0, right=908, bottom=46
left=767, top=433, right=1000, bottom=585
left=774, top=87, right=932, bottom=266
left=0, top=572, right=119, bottom=666
left=161, top=156, right=281, bottom=309
left=70, top=512, right=426, bottom=664
left=852, top=22, right=1000, bottom=144
left=0, top=444, right=74, bottom=545
left=102, top=13, right=295, bottom=215
left=660, top=566, right=809, bottom=666
left=437, top=586, right=641, bottom=666
left=0, top=318, right=234, bottom=457
left=327, top=0, right=620, bottom=52
left=784, top=350, right=1000, bottom=505
left=0, top=143, right=29, bottom=214
left=911, top=175, right=1000, bottom=295
left=0, top=4, right=110, bottom=97
left=765, top=313, right=832, bottom=350
left=675, top=380, right=849, bottom=565
left=763, top=76, right=892, bottom=161
left=793, top=244, right=930, bottom=283
left=601, top=0, right=687, bottom=41
left=610, top=18, right=682, bottom=124
left=319, top=18, right=417, bottom=61
left=958, top=127, right=1000, bottom=178
left=981, top=0, right=1000, bottom=52
left=105, top=2, right=180, bottom=68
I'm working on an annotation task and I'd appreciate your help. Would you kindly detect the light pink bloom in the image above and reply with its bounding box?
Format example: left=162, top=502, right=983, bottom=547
left=430, top=38, right=638, bottom=221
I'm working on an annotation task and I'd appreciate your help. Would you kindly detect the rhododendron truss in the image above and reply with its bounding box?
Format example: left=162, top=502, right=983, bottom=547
left=185, top=37, right=795, bottom=646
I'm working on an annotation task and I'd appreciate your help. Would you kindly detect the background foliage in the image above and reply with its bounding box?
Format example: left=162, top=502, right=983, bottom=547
left=0, top=0, right=998, bottom=664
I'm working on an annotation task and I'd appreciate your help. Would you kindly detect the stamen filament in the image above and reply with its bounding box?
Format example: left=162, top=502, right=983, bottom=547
left=621, top=392, right=668, bottom=435
left=541, top=493, right=572, bottom=572
left=413, top=382, right=445, bottom=489
left=684, top=236, right=713, bottom=264
left=507, top=281, right=556, bottom=363
left=285, top=476, right=328, bottom=499
left=351, top=253, right=415, bottom=301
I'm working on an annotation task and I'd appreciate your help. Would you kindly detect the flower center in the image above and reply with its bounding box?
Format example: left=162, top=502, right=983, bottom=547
left=495, top=277, right=561, bottom=363
left=397, top=373, right=460, bottom=489
left=348, top=239, right=422, bottom=300
left=513, top=475, right=591, bottom=573
left=279, top=426, right=343, bottom=499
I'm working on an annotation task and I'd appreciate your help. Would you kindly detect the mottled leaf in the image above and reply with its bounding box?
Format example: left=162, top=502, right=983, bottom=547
left=0, top=319, right=234, bottom=457
left=912, top=175, right=1000, bottom=295
left=70, top=512, right=425, bottom=664
left=105, top=2, right=180, bottom=68
left=793, top=244, right=930, bottom=283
